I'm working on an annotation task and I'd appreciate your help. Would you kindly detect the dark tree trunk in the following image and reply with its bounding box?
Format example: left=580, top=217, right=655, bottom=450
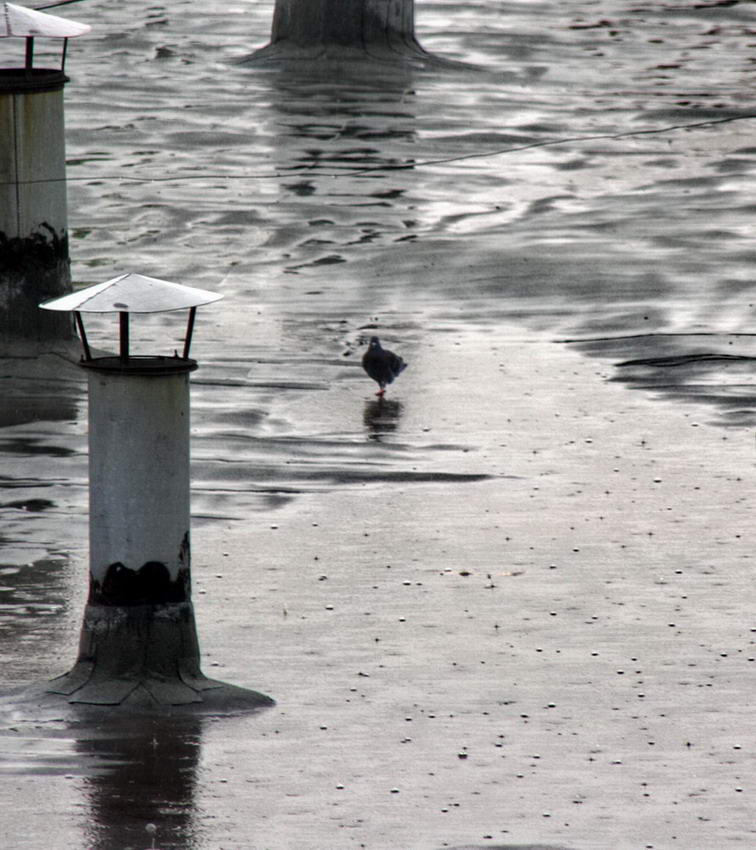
left=247, top=0, right=439, bottom=66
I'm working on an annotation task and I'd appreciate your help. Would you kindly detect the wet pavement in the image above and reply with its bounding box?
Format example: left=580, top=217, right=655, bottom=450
left=2, top=0, right=756, bottom=848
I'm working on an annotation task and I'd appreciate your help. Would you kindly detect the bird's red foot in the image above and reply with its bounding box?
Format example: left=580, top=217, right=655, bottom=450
left=375, top=388, right=386, bottom=397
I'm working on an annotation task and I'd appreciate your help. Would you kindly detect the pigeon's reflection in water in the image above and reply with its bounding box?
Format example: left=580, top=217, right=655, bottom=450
left=363, top=397, right=403, bottom=441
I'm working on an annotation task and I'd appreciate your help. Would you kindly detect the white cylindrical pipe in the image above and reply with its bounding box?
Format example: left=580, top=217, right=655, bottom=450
left=0, top=71, right=72, bottom=341
left=86, top=364, right=192, bottom=606
left=0, top=85, right=67, bottom=239
left=45, top=355, right=274, bottom=707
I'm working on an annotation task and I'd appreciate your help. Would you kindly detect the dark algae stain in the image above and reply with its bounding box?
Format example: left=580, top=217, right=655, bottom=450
left=0, top=223, right=69, bottom=270
left=0, top=224, right=72, bottom=339
left=91, top=561, right=191, bottom=605
left=90, top=532, right=192, bottom=605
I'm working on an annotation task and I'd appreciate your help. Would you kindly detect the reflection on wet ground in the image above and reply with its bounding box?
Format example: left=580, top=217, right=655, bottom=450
left=0, top=351, right=82, bottom=430
left=364, top=396, right=404, bottom=439
left=0, top=398, right=79, bottom=431
left=77, top=714, right=203, bottom=850
left=0, top=557, right=83, bottom=684
left=0, top=710, right=206, bottom=848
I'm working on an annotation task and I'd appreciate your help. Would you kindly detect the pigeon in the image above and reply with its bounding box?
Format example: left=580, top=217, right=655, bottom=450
left=362, top=336, right=407, bottom=396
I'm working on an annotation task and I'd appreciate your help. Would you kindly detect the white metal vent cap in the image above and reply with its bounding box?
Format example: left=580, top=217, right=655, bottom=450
left=0, top=3, right=91, bottom=38
left=40, top=273, right=224, bottom=313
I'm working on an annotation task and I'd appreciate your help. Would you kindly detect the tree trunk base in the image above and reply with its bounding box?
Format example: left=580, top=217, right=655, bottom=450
left=44, top=602, right=273, bottom=711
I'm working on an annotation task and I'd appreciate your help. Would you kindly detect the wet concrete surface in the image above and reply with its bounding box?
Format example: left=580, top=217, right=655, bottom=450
left=3, top=331, right=755, bottom=849
left=2, top=0, right=756, bottom=847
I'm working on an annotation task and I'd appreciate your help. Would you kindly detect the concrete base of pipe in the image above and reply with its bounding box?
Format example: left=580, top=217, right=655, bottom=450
left=45, top=602, right=273, bottom=710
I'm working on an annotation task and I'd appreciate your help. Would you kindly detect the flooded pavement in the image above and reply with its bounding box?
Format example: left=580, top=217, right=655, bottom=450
left=2, top=0, right=756, bottom=848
